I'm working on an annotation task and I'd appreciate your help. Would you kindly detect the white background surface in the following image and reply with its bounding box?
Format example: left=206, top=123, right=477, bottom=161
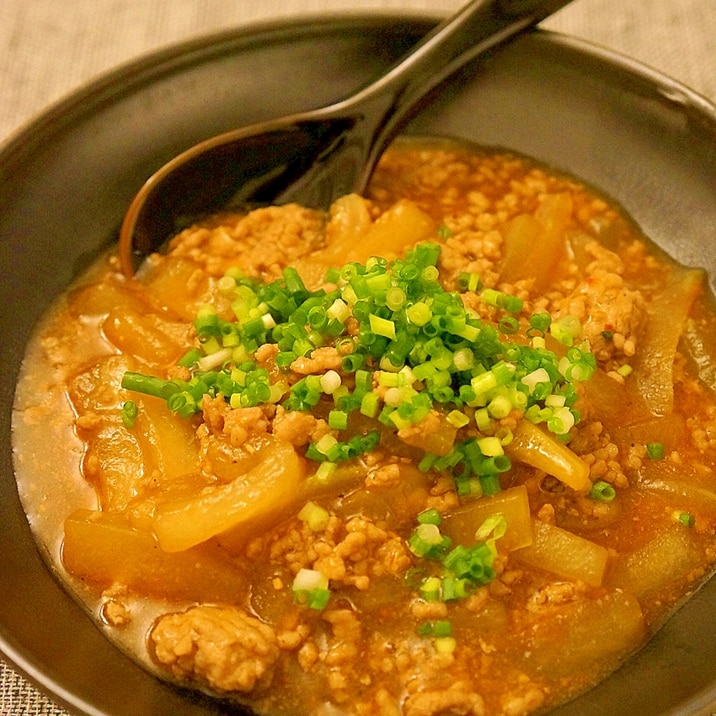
left=1, top=0, right=715, bottom=714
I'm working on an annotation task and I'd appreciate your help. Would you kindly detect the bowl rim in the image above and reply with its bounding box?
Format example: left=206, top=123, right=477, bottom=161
left=2, top=10, right=716, bottom=716
left=2, top=10, right=715, bottom=160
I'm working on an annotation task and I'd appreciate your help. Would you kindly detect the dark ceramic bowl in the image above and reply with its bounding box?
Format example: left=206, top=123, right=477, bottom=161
left=2, top=13, right=716, bottom=716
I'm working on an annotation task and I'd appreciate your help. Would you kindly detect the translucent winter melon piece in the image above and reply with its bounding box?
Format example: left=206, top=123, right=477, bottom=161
left=522, top=589, right=645, bottom=678
left=152, top=439, right=305, bottom=552
left=506, top=420, right=590, bottom=492
left=608, top=523, right=702, bottom=599
left=515, top=519, right=609, bottom=587
left=499, top=193, right=573, bottom=291
left=315, top=199, right=435, bottom=266
left=131, top=394, right=199, bottom=486
left=82, top=418, right=144, bottom=512
left=102, top=307, right=186, bottom=366
left=441, top=484, right=534, bottom=552
left=142, top=255, right=209, bottom=321
left=63, top=509, right=245, bottom=602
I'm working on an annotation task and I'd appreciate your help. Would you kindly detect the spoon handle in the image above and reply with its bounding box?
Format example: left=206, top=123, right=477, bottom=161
left=338, top=0, right=574, bottom=189
left=354, top=0, right=572, bottom=106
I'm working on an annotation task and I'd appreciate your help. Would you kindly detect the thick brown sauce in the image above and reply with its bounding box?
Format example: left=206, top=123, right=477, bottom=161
left=12, top=139, right=716, bottom=716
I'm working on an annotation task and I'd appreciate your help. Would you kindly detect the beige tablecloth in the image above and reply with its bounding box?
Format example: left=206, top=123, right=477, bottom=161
left=1, top=0, right=715, bottom=713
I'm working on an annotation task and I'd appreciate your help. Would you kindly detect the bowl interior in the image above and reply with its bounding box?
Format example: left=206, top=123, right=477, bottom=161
left=2, top=14, right=716, bottom=716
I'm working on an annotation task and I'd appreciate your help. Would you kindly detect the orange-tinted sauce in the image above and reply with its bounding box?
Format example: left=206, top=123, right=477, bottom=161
left=13, top=139, right=716, bottom=716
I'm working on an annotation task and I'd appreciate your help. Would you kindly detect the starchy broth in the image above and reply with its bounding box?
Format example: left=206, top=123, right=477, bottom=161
left=13, top=138, right=716, bottom=716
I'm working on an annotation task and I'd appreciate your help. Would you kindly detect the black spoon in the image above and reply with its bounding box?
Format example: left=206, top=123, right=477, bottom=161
left=119, top=0, right=573, bottom=276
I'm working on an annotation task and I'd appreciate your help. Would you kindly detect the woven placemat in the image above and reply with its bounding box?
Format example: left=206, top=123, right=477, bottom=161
left=0, top=661, right=65, bottom=716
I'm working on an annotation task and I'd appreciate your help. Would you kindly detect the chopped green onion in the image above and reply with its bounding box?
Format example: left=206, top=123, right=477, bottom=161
left=527, top=313, right=551, bottom=336
left=323, top=266, right=341, bottom=284
left=121, top=241, right=598, bottom=500
left=315, top=434, right=339, bottom=456
left=480, top=288, right=523, bottom=313
left=121, top=400, right=138, bottom=429
left=197, top=347, right=233, bottom=372
left=498, top=316, right=519, bottom=335
left=319, top=370, right=342, bottom=395
left=298, top=501, right=330, bottom=532
left=437, top=224, right=453, bottom=240
left=477, top=436, right=503, bottom=457
left=418, top=619, right=453, bottom=638
left=369, top=314, right=396, bottom=340
left=121, top=372, right=172, bottom=399
left=292, top=568, right=331, bottom=610
left=590, top=480, right=616, bottom=503
left=457, top=272, right=481, bottom=292
left=419, top=576, right=442, bottom=602
left=479, top=474, right=501, bottom=496
left=359, top=391, right=380, bottom=418
left=434, top=636, right=457, bottom=654
left=450, top=349, right=473, bottom=374
left=475, top=408, right=492, bottom=431
left=409, top=523, right=452, bottom=560
left=550, top=315, right=582, bottom=346
left=328, top=409, right=349, bottom=431
left=417, top=508, right=442, bottom=526
left=646, top=442, right=665, bottom=460
left=178, top=348, right=203, bottom=368
left=314, top=461, right=337, bottom=483
left=447, top=410, right=470, bottom=428
left=406, top=301, right=432, bottom=326
left=409, top=523, right=441, bottom=556
left=487, top=393, right=512, bottom=419
left=521, top=368, right=551, bottom=394
left=674, top=511, right=695, bottom=528
left=474, top=514, right=507, bottom=543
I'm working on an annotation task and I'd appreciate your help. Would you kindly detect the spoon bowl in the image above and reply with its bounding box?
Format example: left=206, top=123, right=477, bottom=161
left=118, top=0, right=573, bottom=275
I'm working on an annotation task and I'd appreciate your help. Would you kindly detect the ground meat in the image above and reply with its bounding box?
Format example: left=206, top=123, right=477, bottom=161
left=500, top=684, right=547, bottom=716
left=290, top=346, right=343, bottom=375
left=569, top=420, right=628, bottom=488
left=322, top=608, right=362, bottom=667
left=411, top=599, right=449, bottom=621
left=151, top=605, right=280, bottom=693
left=100, top=584, right=131, bottom=627
left=527, top=581, right=584, bottom=610
left=403, top=680, right=486, bottom=716
left=438, top=230, right=502, bottom=291
left=168, top=204, right=326, bottom=280
left=364, top=462, right=403, bottom=488
left=312, top=516, right=413, bottom=590
left=272, top=405, right=329, bottom=446
left=397, top=410, right=442, bottom=447
left=200, top=395, right=269, bottom=447
left=269, top=514, right=411, bottom=592
left=557, top=242, right=646, bottom=361
left=254, top=342, right=279, bottom=366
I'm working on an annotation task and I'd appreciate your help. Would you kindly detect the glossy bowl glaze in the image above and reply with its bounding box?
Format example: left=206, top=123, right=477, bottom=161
left=1, top=13, right=716, bottom=716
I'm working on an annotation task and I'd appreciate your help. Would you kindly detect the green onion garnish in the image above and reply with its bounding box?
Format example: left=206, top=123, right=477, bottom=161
left=590, top=480, right=616, bottom=503
left=297, top=501, right=330, bottom=532
left=121, top=241, right=596, bottom=489
left=120, top=400, right=138, bottom=429
left=646, top=442, right=665, bottom=460
left=292, top=568, right=331, bottom=610
left=674, top=511, right=695, bottom=528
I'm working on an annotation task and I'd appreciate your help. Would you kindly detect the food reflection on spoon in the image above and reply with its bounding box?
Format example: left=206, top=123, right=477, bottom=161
left=118, top=0, right=574, bottom=276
